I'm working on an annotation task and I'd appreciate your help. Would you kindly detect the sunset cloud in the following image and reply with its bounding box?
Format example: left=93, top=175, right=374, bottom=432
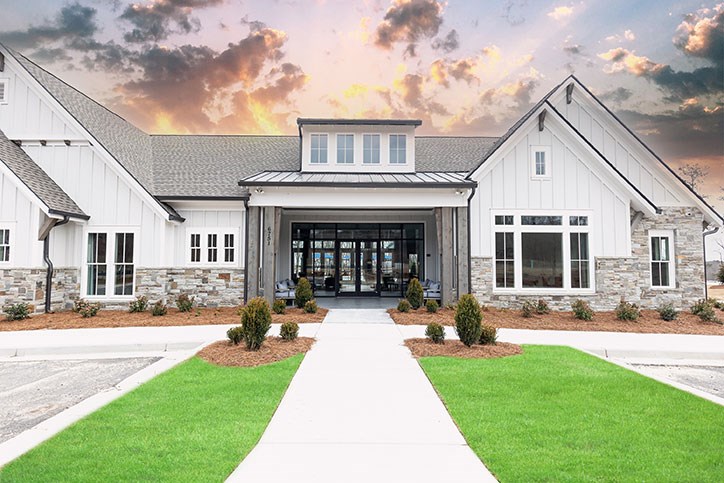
left=547, top=6, right=573, bottom=21
left=373, top=0, right=444, bottom=49
left=0, top=2, right=97, bottom=49
left=120, top=0, right=223, bottom=43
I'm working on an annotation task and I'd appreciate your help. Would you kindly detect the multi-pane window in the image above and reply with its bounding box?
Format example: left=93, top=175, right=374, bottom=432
left=224, top=234, right=234, bottom=263
left=363, top=134, right=380, bottom=164
left=495, top=232, right=514, bottom=288
left=114, top=233, right=134, bottom=296
left=87, top=233, right=107, bottom=296
left=0, top=229, right=9, bottom=262
left=208, top=234, right=218, bottom=262
left=570, top=232, right=590, bottom=289
left=531, top=146, right=551, bottom=178
left=495, top=215, right=514, bottom=225
left=651, top=232, right=674, bottom=288
left=535, top=151, right=546, bottom=176
left=190, top=234, right=201, bottom=262
left=389, top=134, right=406, bottom=164
left=310, top=134, right=328, bottom=164
left=337, top=134, right=354, bottom=164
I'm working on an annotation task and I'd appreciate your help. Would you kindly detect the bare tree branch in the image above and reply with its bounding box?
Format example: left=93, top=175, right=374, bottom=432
left=677, top=163, right=710, bottom=194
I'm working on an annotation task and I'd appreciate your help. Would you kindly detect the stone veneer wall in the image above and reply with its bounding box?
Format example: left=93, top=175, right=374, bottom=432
left=135, top=268, right=245, bottom=307
left=0, top=268, right=79, bottom=312
left=471, top=207, right=706, bottom=311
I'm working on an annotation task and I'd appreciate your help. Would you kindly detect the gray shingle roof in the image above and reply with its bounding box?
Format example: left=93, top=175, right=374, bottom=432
left=0, top=130, right=87, bottom=219
left=240, top=170, right=475, bottom=188
left=415, top=137, right=498, bottom=172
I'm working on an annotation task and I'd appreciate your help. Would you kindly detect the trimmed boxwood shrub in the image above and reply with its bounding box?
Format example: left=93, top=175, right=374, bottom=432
left=426, top=299, right=439, bottom=313
left=425, top=322, right=445, bottom=344
left=272, top=299, right=286, bottom=315
left=303, top=299, right=318, bottom=314
left=658, top=303, right=678, bottom=321
left=295, top=278, right=313, bottom=309
left=479, top=324, right=497, bottom=345
left=280, top=321, right=299, bottom=341
left=3, top=302, right=33, bottom=321
left=455, top=294, right=483, bottom=347
left=176, top=293, right=194, bottom=312
left=406, top=278, right=424, bottom=309
left=129, top=295, right=148, bottom=313
left=572, top=299, right=594, bottom=321
left=227, top=326, right=243, bottom=345
left=397, top=299, right=411, bottom=313
left=151, top=301, right=168, bottom=317
left=241, top=297, right=272, bottom=350
left=616, top=300, right=640, bottom=321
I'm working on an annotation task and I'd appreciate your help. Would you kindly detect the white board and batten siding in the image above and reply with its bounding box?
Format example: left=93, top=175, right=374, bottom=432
left=0, top=168, right=43, bottom=267
left=171, top=206, right=246, bottom=268
left=470, top=117, right=630, bottom=259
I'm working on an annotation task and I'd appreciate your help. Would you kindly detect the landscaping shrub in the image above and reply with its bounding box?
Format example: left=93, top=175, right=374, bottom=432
left=129, top=295, right=148, bottom=313
left=658, top=303, right=678, bottom=321
left=454, top=294, right=483, bottom=347
left=691, top=298, right=720, bottom=323
left=75, top=300, right=100, bottom=318
left=241, top=297, right=272, bottom=350
left=294, top=277, right=313, bottom=308
left=303, top=299, right=318, bottom=314
left=280, top=321, right=299, bottom=341
left=3, top=302, right=33, bottom=321
left=479, top=324, right=498, bottom=345
left=536, top=299, right=551, bottom=314
left=425, top=322, right=445, bottom=344
left=521, top=300, right=535, bottom=318
left=616, top=300, right=640, bottom=321
left=151, top=301, right=168, bottom=316
left=718, top=263, right=724, bottom=284
left=227, top=326, right=244, bottom=345
left=272, top=299, right=287, bottom=315
left=397, top=299, right=411, bottom=313
left=445, top=302, right=457, bottom=311
left=572, top=299, right=594, bottom=321
left=406, top=278, right=424, bottom=309
left=426, top=299, right=439, bottom=313
left=176, top=293, right=194, bottom=312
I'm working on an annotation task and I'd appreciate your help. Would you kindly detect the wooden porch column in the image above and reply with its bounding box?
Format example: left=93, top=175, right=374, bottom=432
left=439, top=207, right=455, bottom=305
left=246, top=206, right=261, bottom=301
left=261, top=206, right=282, bottom=304
left=456, top=206, right=470, bottom=297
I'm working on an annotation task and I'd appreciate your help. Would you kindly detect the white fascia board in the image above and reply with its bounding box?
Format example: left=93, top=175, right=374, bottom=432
left=248, top=187, right=470, bottom=208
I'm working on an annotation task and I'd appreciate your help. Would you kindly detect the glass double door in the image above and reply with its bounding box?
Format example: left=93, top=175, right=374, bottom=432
left=338, top=240, right=378, bottom=295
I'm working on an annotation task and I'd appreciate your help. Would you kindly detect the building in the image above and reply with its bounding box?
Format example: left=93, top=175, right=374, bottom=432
left=0, top=44, right=721, bottom=313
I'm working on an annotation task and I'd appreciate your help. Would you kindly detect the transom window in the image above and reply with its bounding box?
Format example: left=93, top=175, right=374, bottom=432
left=650, top=231, right=675, bottom=288
left=493, top=213, right=592, bottom=292
left=85, top=230, right=136, bottom=297
left=531, top=146, right=551, bottom=178
left=337, top=134, right=354, bottom=164
left=363, top=134, right=380, bottom=164
left=310, top=134, right=328, bottom=164
left=389, top=134, right=407, bottom=164
left=188, top=229, right=238, bottom=266
left=0, top=228, right=10, bottom=263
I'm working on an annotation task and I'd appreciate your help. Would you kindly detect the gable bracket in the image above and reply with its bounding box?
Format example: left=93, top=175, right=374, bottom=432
left=566, top=83, right=574, bottom=104
left=538, top=110, right=547, bottom=132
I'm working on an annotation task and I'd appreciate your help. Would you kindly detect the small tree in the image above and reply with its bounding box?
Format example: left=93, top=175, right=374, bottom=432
left=678, top=163, right=709, bottom=193
left=295, top=277, right=313, bottom=308
left=241, top=297, right=272, bottom=350
left=406, top=278, right=424, bottom=309
left=454, top=294, right=483, bottom=347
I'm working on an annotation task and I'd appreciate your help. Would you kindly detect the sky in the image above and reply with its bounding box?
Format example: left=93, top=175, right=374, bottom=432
left=0, top=1, right=722, bottom=242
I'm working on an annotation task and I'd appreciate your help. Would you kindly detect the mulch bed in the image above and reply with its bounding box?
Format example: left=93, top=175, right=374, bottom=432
left=197, top=337, right=315, bottom=367
left=389, top=307, right=724, bottom=335
left=0, top=306, right=327, bottom=332
left=405, top=338, right=522, bottom=359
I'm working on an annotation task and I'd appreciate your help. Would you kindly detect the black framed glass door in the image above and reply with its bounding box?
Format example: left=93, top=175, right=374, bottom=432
left=337, top=240, right=379, bottom=295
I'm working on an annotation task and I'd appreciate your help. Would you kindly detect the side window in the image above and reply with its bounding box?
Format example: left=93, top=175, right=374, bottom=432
left=389, top=134, right=407, bottom=164
left=650, top=231, right=675, bottom=288
left=0, top=228, right=10, bottom=262
left=531, top=146, right=551, bottom=178
left=310, top=134, right=328, bottom=164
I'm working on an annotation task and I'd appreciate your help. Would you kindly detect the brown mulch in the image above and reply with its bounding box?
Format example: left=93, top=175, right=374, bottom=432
left=0, top=306, right=327, bottom=332
left=197, top=337, right=315, bottom=367
left=389, top=307, right=724, bottom=335
left=405, top=338, right=522, bottom=359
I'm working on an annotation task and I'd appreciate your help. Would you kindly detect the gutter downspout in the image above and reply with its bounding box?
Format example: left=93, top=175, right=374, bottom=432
left=243, top=198, right=250, bottom=305
left=43, top=216, right=70, bottom=313
left=703, top=225, right=719, bottom=299
left=466, top=185, right=477, bottom=295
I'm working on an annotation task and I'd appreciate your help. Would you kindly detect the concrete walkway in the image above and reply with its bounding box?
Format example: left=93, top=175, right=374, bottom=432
left=227, top=309, right=496, bottom=483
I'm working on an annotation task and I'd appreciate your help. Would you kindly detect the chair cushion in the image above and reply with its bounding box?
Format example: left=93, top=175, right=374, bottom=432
left=429, top=282, right=440, bottom=291
left=285, top=278, right=296, bottom=288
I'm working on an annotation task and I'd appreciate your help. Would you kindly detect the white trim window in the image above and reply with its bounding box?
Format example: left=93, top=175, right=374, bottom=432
left=389, top=134, right=407, bottom=164
left=310, top=134, right=328, bottom=164
left=84, top=228, right=137, bottom=297
left=531, top=146, right=551, bottom=178
left=0, top=226, right=12, bottom=263
left=363, top=134, right=380, bottom=164
left=650, top=230, right=675, bottom=288
left=337, top=134, right=354, bottom=164
left=492, top=212, right=593, bottom=293
left=0, top=79, right=8, bottom=105
left=187, top=228, right=238, bottom=266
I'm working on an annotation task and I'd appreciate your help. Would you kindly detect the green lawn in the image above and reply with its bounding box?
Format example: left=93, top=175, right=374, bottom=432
left=420, top=345, right=724, bottom=482
left=0, top=355, right=303, bottom=482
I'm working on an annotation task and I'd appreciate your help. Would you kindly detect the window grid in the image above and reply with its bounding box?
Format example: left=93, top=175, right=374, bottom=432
left=208, top=234, right=218, bottom=263
left=535, top=151, right=546, bottom=176
left=570, top=232, right=590, bottom=289
left=87, top=233, right=107, bottom=296
left=310, top=134, right=328, bottom=164
left=0, top=229, right=9, bottom=262
left=190, top=234, right=201, bottom=262
left=651, top=236, right=671, bottom=287
left=389, top=134, right=406, bottom=164
left=495, top=232, right=515, bottom=288
left=363, top=134, right=380, bottom=164
left=224, top=234, right=235, bottom=263
left=336, top=134, right=354, bottom=164
left=114, top=233, right=134, bottom=296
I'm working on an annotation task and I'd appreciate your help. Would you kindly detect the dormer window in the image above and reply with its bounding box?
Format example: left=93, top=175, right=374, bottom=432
left=311, top=134, right=328, bottom=164
left=363, top=134, right=380, bottom=164
left=337, top=134, right=354, bottom=164
left=390, top=134, right=406, bottom=164
left=531, top=146, right=551, bottom=178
